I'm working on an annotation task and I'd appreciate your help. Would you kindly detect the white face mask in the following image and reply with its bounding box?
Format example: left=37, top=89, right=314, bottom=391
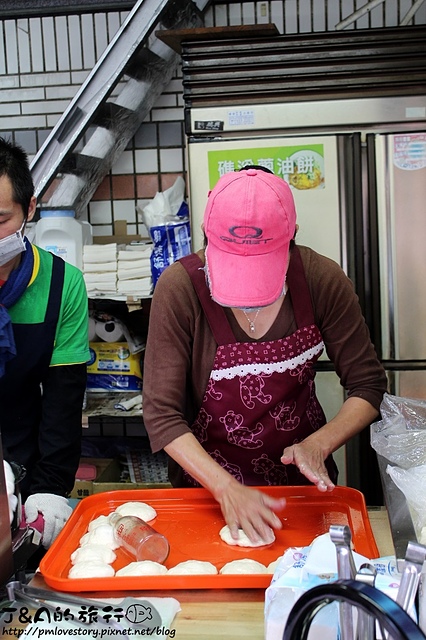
left=0, top=221, right=26, bottom=267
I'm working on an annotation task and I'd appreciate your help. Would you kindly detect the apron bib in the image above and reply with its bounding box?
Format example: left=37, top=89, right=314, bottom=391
left=0, top=255, right=65, bottom=495
left=180, top=248, right=338, bottom=487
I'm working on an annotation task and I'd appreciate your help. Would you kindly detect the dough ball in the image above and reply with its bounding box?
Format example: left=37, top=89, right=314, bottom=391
left=167, top=560, right=218, bottom=575
left=68, top=562, right=115, bottom=579
left=220, top=559, right=267, bottom=574
left=219, top=525, right=275, bottom=547
left=116, top=561, right=168, bottom=576
left=114, top=501, right=157, bottom=522
left=70, top=544, right=116, bottom=565
left=79, top=524, right=119, bottom=549
left=88, top=515, right=111, bottom=531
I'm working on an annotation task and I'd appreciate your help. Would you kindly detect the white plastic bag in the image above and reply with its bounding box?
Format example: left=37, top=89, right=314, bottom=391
left=371, top=393, right=426, bottom=539
left=386, top=464, right=426, bottom=540
left=370, top=393, right=426, bottom=469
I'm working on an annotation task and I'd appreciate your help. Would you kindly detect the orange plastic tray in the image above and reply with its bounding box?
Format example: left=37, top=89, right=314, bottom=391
left=40, top=486, right=379, bottom=592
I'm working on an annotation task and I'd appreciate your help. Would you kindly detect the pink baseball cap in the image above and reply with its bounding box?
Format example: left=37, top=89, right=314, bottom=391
left=204, top=168, right=297, bottom=308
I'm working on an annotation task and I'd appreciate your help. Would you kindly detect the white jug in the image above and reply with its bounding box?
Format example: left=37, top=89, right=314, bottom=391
left=35, top=208, right=92, bottom=271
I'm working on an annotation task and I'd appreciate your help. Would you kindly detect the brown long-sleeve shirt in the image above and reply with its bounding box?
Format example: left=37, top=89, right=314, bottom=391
left=143, top=245, right=387, bottom=458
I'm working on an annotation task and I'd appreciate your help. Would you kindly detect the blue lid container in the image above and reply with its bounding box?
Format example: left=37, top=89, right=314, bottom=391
left=40, top=208, right=76, bottom=218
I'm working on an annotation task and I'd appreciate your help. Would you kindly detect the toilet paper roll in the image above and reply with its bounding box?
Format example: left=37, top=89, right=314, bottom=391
left=88, top=316, right=97, bottom=341
left=95, top=319, right=125, bottom=343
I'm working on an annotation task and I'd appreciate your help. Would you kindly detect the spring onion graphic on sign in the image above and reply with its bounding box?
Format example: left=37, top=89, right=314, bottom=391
left=207, top=145, right=325, bottom=190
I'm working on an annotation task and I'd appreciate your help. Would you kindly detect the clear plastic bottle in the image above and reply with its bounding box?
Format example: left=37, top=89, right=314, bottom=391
left=110, top=514, right=169, bottom=563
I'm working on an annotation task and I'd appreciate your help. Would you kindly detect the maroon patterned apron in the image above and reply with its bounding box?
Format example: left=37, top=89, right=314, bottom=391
left=180, top=247, right=338, bottom=487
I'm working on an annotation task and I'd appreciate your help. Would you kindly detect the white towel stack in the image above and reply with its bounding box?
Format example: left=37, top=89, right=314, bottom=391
left=83, top=243, right=117, bottom=296
left=116, top=245, right=153, bottom=297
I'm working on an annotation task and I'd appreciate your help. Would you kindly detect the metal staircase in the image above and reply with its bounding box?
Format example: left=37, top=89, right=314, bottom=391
left=30, top=0, right=208, bottom=215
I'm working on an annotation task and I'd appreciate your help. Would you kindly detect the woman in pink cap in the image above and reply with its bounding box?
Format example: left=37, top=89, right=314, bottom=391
left=143, top=167, right=387, bottom=543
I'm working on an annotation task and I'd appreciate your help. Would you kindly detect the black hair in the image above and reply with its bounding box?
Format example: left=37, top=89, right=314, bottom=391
left=238, top=164, right=274, bottom=175
left=0, top=137, right=35, bottom=217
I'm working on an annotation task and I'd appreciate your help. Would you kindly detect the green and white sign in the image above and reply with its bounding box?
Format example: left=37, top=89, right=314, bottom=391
left=207, top=144, right=325, bottom=191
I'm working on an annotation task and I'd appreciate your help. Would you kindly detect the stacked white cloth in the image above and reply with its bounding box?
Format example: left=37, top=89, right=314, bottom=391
left=83, top=243, right=117, bottom=296
left=116, top=244, right=153, bottom=297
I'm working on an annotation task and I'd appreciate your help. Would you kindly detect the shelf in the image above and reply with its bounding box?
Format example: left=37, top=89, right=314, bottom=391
left=83, top=392, right=142, bottom=419
left=88, top=294, right=152, bottom=312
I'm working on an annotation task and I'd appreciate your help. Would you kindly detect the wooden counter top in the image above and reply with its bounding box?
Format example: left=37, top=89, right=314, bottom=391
left=366, top=506, right=394, bottom=557
left=29, top=507, right=394, bottom=640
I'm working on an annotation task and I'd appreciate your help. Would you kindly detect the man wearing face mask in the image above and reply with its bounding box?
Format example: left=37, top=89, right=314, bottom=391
left=0, top=137, right=90, bottom=550
left=142, top=166, right=388, bottom=545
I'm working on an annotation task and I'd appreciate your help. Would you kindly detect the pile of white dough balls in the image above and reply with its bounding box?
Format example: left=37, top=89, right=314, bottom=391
left=67, top=500, right=282, bottom=578
left=68, top=502, right=157, bottom=579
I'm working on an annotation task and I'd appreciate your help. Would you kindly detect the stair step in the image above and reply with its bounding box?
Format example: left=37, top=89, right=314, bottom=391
left=31, top=0, right=208, bottom=213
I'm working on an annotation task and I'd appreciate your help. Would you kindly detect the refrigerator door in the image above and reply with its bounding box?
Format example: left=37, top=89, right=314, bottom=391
left=375, top=132, right=426, bottom=396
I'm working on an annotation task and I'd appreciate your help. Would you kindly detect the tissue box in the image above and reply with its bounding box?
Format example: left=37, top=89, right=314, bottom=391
left=264, top=534, right=403, bottom=640
left=87, top=342, right=142, bottom=392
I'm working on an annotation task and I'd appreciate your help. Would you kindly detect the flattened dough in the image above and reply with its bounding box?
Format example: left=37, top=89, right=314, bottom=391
left=219, top=525, right=275, bottom=547
left=70, top=544, right=116, bottom=565
left=220, top=559, right=267, bottom=574
left=114, top=501, right=157, bottom=522
left=116, top=561, right=168, bottom=576
left=68, top=562, right=115, bottom=579
left=167, top=560, right=218, bottom=575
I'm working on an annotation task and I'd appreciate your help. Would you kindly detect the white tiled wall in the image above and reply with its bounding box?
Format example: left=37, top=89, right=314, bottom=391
left=0, top=1, right=425, bottom=235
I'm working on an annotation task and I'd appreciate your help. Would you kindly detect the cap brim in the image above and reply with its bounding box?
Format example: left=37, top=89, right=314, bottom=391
left=205, top=241, right=289, bottom=308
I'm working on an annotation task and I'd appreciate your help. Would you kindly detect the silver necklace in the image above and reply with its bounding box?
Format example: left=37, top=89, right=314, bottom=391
left=242, top=308, right=261, bottom=333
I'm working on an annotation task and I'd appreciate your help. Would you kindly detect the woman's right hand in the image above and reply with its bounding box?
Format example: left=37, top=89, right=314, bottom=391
left=165, top=433, right=286, bottom=543
left=214, top=478, right=286, bottom=544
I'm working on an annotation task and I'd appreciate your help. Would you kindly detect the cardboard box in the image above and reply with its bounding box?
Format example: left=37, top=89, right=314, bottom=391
left=92, top=220, right=149, bottom=245
left=71, top=458, right=171, bottom=499
left=92, top=481, right=172, bottom=493
left=71, top=458, right=121, bottom=499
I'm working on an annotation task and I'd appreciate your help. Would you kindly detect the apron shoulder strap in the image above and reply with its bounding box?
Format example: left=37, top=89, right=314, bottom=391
left=44, top=254, right=65, bottom=324
left=179, top=254, right=236, bottom=345
left=181, top=247, right=316, bottom=341
left=286, top=246, right=315, bottom=328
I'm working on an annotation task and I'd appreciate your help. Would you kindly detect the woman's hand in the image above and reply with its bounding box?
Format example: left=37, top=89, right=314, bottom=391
left=215, top=478, right=286, bottom=544
left=165, top=432, right=286, bottom=543
left=281, top=440, right=335, bottom=492
left=281, top=397, right=381, bottom=491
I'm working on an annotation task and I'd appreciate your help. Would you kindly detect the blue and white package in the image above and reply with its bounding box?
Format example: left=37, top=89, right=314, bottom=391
left=149, top=225, right=169, bottom=286
left=149, top=219, right=191, bottom=286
